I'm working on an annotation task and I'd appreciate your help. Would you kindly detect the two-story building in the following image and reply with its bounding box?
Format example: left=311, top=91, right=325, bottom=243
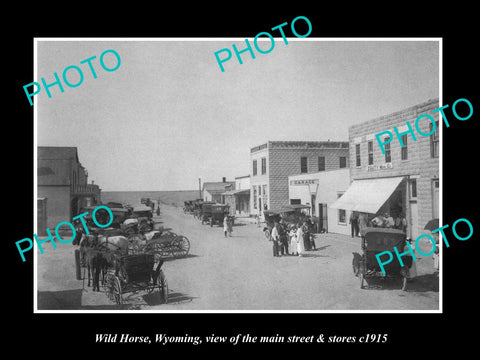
left=250, top=141, right=350, bottom=218
left=331, top=98, right=440, bottom=240
left=37, top=146, right=101, bottom=231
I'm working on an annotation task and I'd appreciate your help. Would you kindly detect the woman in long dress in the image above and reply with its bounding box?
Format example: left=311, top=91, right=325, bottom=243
left=289, top=225, right=297, bottom=255
left=296, top=222, right=305, bottom=257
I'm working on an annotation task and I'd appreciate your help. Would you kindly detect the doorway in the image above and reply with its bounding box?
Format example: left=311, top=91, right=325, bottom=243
left=318, top=203, right=328, bottom=233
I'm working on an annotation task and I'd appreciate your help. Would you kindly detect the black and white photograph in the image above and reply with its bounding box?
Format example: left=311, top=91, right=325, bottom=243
left=33, top=38, right=441, bottom=312
left=7, top=7, right=479, bottom=354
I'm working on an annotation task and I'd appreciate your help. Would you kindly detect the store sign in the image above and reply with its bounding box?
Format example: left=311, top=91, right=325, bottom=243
left=290, top=179, right=319, bottom=186
left=366, top=163, right=393, bottom=171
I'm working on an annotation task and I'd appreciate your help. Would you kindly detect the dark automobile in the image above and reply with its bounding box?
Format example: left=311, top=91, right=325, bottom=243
left=352, top=227, right=412, bottom=290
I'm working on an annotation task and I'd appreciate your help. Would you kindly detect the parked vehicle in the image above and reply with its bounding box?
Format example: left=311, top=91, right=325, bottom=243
left=352, top=227, right=411, bottom=290
left=262, top=205, right=313, bottom=239
left=201, top=203, right=230, bottom=226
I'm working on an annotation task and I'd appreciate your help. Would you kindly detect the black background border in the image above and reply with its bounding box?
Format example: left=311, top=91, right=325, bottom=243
left=6, top=5, right=478, bottom=355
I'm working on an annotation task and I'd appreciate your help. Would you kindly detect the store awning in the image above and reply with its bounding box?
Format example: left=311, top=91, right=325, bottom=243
left=330, top=177, right=404, bottom=214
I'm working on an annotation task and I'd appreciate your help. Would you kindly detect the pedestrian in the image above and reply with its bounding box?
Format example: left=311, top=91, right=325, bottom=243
left=289, top=224, right=298, bottom=255
left=349, top=211, right=359, bottom=237
left=302, top=221, right=311, bottom=251
left=227, top=216, right=233, bottom=237
left=358, top=212, right=368, bottom=234
left=296, top=222, right=305, bottom=257
left=278, top=221, right=289, bottom=255
left=271, top=221, right=280, bottom=257
left=223, top=215, right=229, bottom=237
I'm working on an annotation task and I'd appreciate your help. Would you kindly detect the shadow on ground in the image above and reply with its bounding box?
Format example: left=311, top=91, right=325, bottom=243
left=358, top=273, right=439, bottom=292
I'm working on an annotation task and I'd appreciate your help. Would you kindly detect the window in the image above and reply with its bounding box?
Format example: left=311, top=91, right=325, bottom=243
left=253, top=186, right=257, bottom=209
left=431, top=121, right=439, bottom=158
left=337, top=193, right=346, bottom=224
left=253, top=159, right=257, bottom=176
left=290, top=199, right=301, bottom=205
left=401, top=134, right=408, bottom=160
left=339, top=156, right=347, bottom=168
left=261, top=157, right=266, bottom=175
left=384, top=137, right=391, bottom=163
left=410, top=179, right=417, bottom=199
left=368, top=141, right=374, bottom=165
left=300, top=157, right=308, bottom=173
left=355, top=144, right=361, bottom=167
left=318, top=156, right=325, bottom=171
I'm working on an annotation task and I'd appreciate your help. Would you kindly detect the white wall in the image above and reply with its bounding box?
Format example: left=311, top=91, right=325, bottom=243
left=289, top=169, right=352, bottom=236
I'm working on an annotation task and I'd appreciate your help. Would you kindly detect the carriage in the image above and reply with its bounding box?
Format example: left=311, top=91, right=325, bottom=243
left=352, top=227, right=411, bottom=291
left=103, top=253, right=168, bottom=305
left=128, top=228, right=191, bottom=260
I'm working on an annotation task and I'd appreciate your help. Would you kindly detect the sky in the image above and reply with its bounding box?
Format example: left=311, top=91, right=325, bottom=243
left=36, top=39, right=439, bottom=191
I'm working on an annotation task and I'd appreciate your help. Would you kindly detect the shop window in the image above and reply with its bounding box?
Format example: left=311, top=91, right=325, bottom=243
left=368, top=141, right=373, bottom=165
left=355, top=144, right=361, bottom=167
left=431, top=121, right=439, bottom=158
left=384, top=136, right=391, bottom=163
left=318, top=156, right=325, bottom=171
left=300, top=157, right=308, bottom=173
left=261, top=157, right=266, bottom=175
left=401, top=135, right=408, bottom=160
left=337, top=192, right=346, bottom=224
left=339, top=156, right=347, bottom=168
left=253, top=159, right=257, bottom=176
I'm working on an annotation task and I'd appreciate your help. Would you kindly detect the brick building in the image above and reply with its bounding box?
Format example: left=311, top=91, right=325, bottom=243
left=37, top=146, right=101, bottom=230
left=332, top=98, right=440, bottom=240
left=250, top=141, right=350, bottom=218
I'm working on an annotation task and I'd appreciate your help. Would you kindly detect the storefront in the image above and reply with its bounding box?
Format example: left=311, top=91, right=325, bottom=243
left=288, top=168, right=351, bottom=236
left=334, top=98, right=440, bottom=239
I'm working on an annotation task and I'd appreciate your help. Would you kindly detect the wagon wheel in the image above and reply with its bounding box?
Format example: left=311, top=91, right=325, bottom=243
left=157, top=270, right=168, bottom=304
left=264, top=229, right=271, bottom=239
left=103, top=273, right=115, bottom=300
left=171, top=236, right=190, bottom=258
left=359, top=273, right=365, bottom=289
left=112, top=275, right=123, bottom=305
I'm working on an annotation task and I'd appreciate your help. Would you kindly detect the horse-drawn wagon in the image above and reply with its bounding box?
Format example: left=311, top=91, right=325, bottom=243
left=103, top=253, right=168, bottom=305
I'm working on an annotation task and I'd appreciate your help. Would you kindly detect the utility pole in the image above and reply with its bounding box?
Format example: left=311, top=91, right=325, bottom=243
left=198, top=178, right=202, bottom=199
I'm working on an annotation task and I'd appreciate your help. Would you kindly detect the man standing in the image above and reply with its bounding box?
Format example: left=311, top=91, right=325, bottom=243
left=349, top=211, right=359, bottom=237
left=271, top=221, right=280, bottom=257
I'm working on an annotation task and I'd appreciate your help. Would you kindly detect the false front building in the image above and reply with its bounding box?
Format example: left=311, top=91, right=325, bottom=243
left=37, top=146, right=101, bottom=231
left=331, top=98, right=440, bottom=240
left=250, top=141, right=350, bottom=218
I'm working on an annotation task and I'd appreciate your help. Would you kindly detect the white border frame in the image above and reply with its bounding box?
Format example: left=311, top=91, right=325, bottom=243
left=33, top=37, right=443, bottom=314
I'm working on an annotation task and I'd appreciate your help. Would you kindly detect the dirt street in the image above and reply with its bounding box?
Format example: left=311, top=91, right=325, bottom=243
left=36, top=205, right=439, bottom=311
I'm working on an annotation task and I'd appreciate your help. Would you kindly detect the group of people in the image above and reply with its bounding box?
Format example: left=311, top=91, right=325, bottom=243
left=270, top=220, right=316, bottom=257
left=349, top=211, right=408, bottom=237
